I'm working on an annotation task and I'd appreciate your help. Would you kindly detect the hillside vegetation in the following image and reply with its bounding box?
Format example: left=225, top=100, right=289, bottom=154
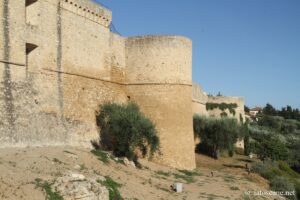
left=194, top=103, right=300, bottom=199
left=247, top=104, right=300, bottom=199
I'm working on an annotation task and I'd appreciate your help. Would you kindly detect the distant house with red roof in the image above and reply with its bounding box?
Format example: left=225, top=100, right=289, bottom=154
left=249, top=107, right=263, bottom=116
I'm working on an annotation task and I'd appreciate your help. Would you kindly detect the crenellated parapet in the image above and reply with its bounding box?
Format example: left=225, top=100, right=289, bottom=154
left=60, top=0, right=112, bottom=28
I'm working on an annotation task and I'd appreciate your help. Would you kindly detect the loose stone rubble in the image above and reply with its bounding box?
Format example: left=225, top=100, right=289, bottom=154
left=53, top=172, right=108, bottom=200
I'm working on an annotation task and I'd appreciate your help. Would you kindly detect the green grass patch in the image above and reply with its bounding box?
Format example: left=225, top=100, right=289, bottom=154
left=98, top=176, right=122, bottom=200
left=178, top=170, right=202, bottom=177
left=223, top=174, right=236, bottom=182
left=242, top=194, right=251, bottom=200
left=34, top=178, right=63, bottom=200
left=52, top=158, right=64, bottom=165
left=230, top=186, right=239, bottom=190
left=173, top=170, right=202, bottom=183
left=278, top=161, right=300, bottom=178
left=91, top=149, right=110, bottom=164
left=243, top=176, right=255, bottom=182
left=155, top=185, right=170, bottom=193
left=156, top=171, right=171, bottom=177
left=207, top=193, right=221, bottom=200
left=79, top=164, right=86, bottom=171
left=173, top=173, right=194, bottom=183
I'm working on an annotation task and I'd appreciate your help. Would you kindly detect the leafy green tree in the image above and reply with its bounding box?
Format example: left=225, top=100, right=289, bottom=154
left=287, top=140, right=300, bottom=173
left=194, top=115, right=241, bottom=159
left=96, top=102, right=159, bottom=162
left=263, top=103, right=277, bottom=116
left=279, top=105, right=300, bottom=121
left=243, top=125, right=251, bottom=156
left=250, top=135, right=289, bottom=161
left=257, top=114, right=282, bottom=130
left=244, top=105, right=250, bottom=113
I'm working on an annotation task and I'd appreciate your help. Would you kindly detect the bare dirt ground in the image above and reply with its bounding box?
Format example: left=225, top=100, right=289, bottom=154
left=0, top=147, right=285, bottom=200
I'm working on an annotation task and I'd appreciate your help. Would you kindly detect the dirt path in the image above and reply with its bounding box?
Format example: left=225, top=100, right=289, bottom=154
left=0, top=147, right=283, bottom=200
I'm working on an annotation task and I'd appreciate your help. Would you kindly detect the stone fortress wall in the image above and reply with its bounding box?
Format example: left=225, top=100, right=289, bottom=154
left=192, top=83, right=245, bottom=148
left=1, top=0, right=195, bottom=169
left=192, top=84, right=209, bottom=116
left=192, top=83, right=245, bottom=122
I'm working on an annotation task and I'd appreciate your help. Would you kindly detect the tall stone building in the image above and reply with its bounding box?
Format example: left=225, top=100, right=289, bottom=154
left=1, top=0, right=195, bottom=169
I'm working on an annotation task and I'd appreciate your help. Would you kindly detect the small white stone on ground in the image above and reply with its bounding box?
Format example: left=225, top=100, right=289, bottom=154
left=173, top=183, right=183, bottom=193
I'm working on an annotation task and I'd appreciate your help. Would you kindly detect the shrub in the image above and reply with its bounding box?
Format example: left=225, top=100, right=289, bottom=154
left=206, top=103, right=237, bottom=116
left=251, top=161, right=275, bottom=180
left=278, top=161, right=300, bottom=178
left=252, top=161, right=299, bottom=199
left=251, top=160, right=287, bottom=179
left=293, top=180, right=300, bottom=200
left=228, top=148, right=234, bottom=157
left=281, top=120, right=298, bottom=134
left=257, top=115, right=282, bottom=130
left=250, top=135, right=289, bottom=161
left=287, top=140, right=300, bottom=173
left=220, top=112, right=228, bottom=117
left=96, top=102, right=159, bottom=162
left=98, top=176, right=123, bottom=200
left=34, top=179, right=63, bottom=200
left=270, top=177, right=296, bottom=200
left=91, top=149, right=110, bottom=164
left=244, top=132, right=250, bottom=156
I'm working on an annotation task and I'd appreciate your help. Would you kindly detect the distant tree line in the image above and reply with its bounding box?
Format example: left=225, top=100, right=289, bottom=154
left=262, top=103, right=300, bottom=122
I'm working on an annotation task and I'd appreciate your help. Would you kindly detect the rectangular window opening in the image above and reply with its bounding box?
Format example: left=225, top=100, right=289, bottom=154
left=25, top=0, right=39, bottom=26
left=26, top=43, right=38, bottom=75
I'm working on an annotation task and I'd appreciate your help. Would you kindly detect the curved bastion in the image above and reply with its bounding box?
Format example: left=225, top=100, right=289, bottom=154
left=125, top=35, right=196, bottom=169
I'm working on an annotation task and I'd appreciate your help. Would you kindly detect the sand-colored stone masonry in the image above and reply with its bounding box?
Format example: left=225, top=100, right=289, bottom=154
left=192, top=84, right=245, bottom=122
left=192, top=84, right=209, bottom=116
left=207, top=96, right=245, bottom=122
left=126, top=35, right=195, bottom=169
left=1, top=0, right=197, bottom=169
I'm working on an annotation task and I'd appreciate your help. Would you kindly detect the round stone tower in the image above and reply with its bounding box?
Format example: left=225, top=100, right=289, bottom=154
left=125, top=35, right=196, bottom=169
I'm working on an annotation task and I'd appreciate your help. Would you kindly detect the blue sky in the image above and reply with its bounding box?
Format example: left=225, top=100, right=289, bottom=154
left=95, top=0, right=300, bottom=109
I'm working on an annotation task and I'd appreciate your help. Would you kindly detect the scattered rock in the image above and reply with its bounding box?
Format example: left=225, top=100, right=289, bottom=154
left=113, top=157, right=119, bottom=162
left=53, top=172, right=108, bottom=200
left=120, top=157, right=135, bottom=168
left=123, top=157, right=130, bottom=166
left=129, top=161, right=136, bottom=168
left=74, top=165, right=81, bottom=170
left=71, top=173, right=85, bottom=181
left=64, top=151, right=79, bottom=160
